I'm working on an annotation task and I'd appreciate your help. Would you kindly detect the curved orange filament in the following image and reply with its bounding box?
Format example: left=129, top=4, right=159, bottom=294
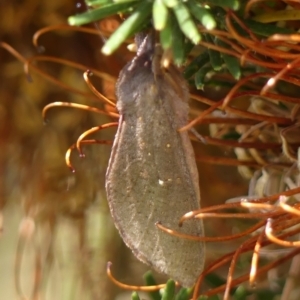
left=195, top=155, right=292, bottom=169
left=190, top=93, right=293, bottom=126
left=279, top=201, right=300, bottom=217
left=199, top=248, right=300, bottom=298
left=244, top=0, right=273, bottom=17
left=106, top=262, right=168, bottom=291
left=226, top=11, right=300, bottom=60
left=222, top=72, right=273, bottom=108
left=156, top=220, right=265, bottom=242
left=265, top=218, right=300, bottom=247
left=6, top=8, right=300, bottom=298
left=32, top=24, right=110, bottom=48
left=261, top=57, right=300, bottom=95
left=76, top=122, right=118, bottom=155
left=42, top=102, right=119, bottom=121
left=83, top=71, right=116, bottom=107
left=179, top=99, right=224, bottom=132
left=193, top=222, right=300, bottom=298
left=224, top=238, right=254, bottom=300
left=66, top=139, right=114, bottom=172
left=249, top=231, right=264, bottom=285
left=25, top=55, right=116, bottom=82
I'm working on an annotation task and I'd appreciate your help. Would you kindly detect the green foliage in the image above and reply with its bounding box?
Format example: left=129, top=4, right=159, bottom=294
left=68, top=0, right=298, bottom=88
left=215, top=38, right=241, bottom=80
left=68, top=0, right=239, bottom=56
left=133, top=272, right=193, bottom=300
left=130, top=271, right=284, bottom=300
left=143, top=271, right=161, bottom=300
left=101, top=1, right=152, bottom=54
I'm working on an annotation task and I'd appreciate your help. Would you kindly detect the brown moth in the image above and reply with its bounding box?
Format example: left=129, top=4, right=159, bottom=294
left=105, top=33, right=205, bottom=287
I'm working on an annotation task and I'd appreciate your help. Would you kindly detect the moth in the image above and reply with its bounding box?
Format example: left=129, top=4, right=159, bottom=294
left=105, top=33, right=205, bottom=287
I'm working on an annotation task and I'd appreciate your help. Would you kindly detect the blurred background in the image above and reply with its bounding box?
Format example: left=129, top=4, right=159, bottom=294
left=0, top=1, right=249, bottom=299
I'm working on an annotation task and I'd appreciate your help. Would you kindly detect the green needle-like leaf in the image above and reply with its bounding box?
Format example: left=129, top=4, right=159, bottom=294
left=101, top=0, right=152, bottom=55
left=131, top=291, right=141, bottom=300
left=161, top=280, right=176, bottom=300
left=171, top=17, right=185, bottom=66
left=68, top=2, right=136, bottom=26
left=187, top=1, right=216, bottom=30
left=204, top=34, right=223, bottom=71
left=162, top=0, right=178, bottom=8
left=160, top=16, right=172, bottom=49
left=243, top=19, right=293, bottom=36
left=199, top=295, right=220, bottom=300
left=215, top=38, right=241, bottom=80
left=153, top=0, right=169, bottom=30
left=174, top=287, right=192, bottom=300
left=85, top=0, right=111, bottom=5
left=143, top=272, right=161, bottom=300
left=205, top=0, right=239, bottom=10
left=195, top=65, right=213, bottom=90
left=171, top=2, right=201, bottom=44
left=183, top=51, right=209, bottom=79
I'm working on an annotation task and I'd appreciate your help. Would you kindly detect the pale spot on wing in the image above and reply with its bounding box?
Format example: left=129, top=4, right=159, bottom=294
left=176, top=177, right=182, bottom=184
left=158, top=179, right=164, bottom=186
left=140, top=170, right=149, bottom=179
left=149, top=84, right=157, bottom=94
left=139, top=142, right=145, bottom=149
left=166, top=143, right=171, bottom=148
left=126, top=187, right=131, bottom=194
